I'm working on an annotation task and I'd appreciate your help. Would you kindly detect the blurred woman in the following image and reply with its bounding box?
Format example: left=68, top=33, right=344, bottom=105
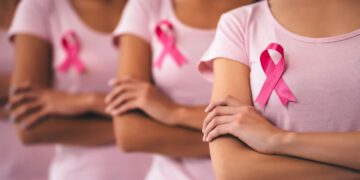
left=0, top=0, right=54, bottom=180
left=8, top=0, right=151, bottom=179
left=105, top=0, right=255, bottom=179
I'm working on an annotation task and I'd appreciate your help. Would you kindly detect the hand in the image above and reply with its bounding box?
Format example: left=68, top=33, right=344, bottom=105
left=202, top=95, right=286, bottom=154
left=9, top=83, right=93, bottom=128
left=105, top=77, right=179, bottom=125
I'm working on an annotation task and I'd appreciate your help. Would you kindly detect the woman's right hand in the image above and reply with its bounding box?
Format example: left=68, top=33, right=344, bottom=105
left=8, top=83, right=94, bottom=128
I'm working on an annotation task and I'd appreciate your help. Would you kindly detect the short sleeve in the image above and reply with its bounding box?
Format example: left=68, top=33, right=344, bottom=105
left=198, top=13, right=249, bottom=81
left=112, top=0, right=153, bottom=46
left=8, top=0, right=51, bottom=43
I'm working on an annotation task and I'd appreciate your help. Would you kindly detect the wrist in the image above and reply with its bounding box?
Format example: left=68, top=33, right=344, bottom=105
left=82, top=93, right=106, bottom=114
left=271, top=131, right=296, bottom=155
left=168, top=104, right=184, bottom=126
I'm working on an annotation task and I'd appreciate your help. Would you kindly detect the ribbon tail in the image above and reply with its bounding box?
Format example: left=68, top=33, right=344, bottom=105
left=57, top=57, right=72, bottom=73
left=255, top=76, right=279, bottom=108
left=155, top=50, right=168, bottom=69
left=275, top=79, right=297, bottom=106
left=73, top=58, right=86, bottom=73
left=170, top=48, right=187, bottom=67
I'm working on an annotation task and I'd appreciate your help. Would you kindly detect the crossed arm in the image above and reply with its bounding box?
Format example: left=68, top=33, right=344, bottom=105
left=10, top=35, right=115, bottom=146
left=111, top=35, right=209, bottom=158
left=207, top=58, right=360, bottom=179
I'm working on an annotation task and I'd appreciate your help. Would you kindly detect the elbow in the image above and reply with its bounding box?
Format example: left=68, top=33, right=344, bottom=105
left=15, top=124, right=42, bottom=145
left=114, top=129, right=137, bottom=153
left=113, top=116, right=142, bottom=153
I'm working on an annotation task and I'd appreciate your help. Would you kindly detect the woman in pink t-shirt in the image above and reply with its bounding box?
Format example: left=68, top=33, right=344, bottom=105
left=8, top=0, right=151, bottom=180
left=105, top=0, right=255, bottom=179
left=199, top=0, right=360, bottom=179
left=0, top=1, right=54, bottom=180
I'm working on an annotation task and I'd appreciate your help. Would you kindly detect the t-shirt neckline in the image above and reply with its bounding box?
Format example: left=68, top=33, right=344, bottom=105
left=166, top=0, right=215, bottom=34
left=64, top=0, right=113, bottom=37
left=264, top=0, right=360, bottom=43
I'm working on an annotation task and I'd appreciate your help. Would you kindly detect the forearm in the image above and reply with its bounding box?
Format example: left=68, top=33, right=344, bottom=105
left=114, top=112, right=209, bottom=158
left=211, top=137, right=359, bottom=180
left=275, top=132, right=360, bottom=170
left=16, top=116, right=115, bottom=146
left=172, top=105, right=206, bottom=130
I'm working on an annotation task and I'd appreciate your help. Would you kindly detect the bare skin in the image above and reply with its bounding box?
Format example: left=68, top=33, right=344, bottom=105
left=106, top=0, right=253, bottom=157
left=0, top=0, right=18, bottom=120
left=206, top=0, right=360, bottom=179
left=9, top=0, right=126, bottom=146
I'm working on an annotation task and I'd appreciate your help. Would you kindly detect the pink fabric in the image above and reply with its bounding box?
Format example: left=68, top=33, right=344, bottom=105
left=199, top=0, right=360, bottom=132
left=255, top=43, right=296, bottom=108
left=0, top=29, right=54, bottom=180
left=9, top=0, right=152, bottom=179
left=113, top=0, right=215, bottom=179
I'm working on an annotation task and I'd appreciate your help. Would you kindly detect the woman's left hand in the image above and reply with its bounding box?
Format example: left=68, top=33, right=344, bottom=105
left=105, top=77, right=179, bottom=125
left=202, top=95, right=287, bottom=154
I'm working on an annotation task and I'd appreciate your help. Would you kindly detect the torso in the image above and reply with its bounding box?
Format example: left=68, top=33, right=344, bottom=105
left=221, top=0, right=360, bottom=132
left=10, top=0, right=152, bottom=179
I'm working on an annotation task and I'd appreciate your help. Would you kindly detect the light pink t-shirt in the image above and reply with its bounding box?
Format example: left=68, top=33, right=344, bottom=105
left=0, top=29, right=54, bottom=180
left=113, top=0, right=215, bottom=179
left=199, top=0, right=360, bottom=132
left=9, top=0, right=152, bottom=180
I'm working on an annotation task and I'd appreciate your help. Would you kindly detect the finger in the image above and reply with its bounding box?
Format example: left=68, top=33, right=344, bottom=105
left=204, top=123, right=233, bottom=142
left=8, top=92, right=37, bottom=111
left=105, top=83, right=137, bottom=103
left=11, top=101, right=43, bottom=123
left=203, top=115, right=234, bottom=141
left=9, top=82, right=32, bottom=95
left=110, top=99, right=138, bottom=116
left=205, top=95, right=243, bottom=113
left=105, top=91, right=138, bottom=113
left=203, top=106, right=240, bottom=132
left=20, top=109, right=48, bottom=129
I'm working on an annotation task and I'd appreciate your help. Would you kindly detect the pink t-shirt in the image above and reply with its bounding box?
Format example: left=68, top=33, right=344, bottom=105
left=9, top=0, right=152, bottom=180
left=0, top=29, right=54, bottom=180
left=199, top=0, right=360, bottom=132
left=113, top=0, right=215, bottom=179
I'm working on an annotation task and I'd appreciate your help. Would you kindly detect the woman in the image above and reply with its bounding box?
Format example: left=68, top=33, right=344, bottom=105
left=8, top=0, right=151, bottom=179
left=105, top=0, right=255, bottom=179
left=0, top=1, right=54, bottom=180
left=199, top=0, right=360, bottom=178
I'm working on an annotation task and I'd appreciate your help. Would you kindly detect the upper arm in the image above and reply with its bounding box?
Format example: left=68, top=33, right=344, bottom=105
left=116, top=35, right=152, bottom=81
left=12, top=35, right=52, bottom=86
left=209, top=58, right=254, bottom=178
left=211, top=58, right=252, bottom=104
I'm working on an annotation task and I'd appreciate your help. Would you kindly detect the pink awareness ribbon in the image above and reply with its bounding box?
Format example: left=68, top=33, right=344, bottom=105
left=57, top=31, right=86, bottom=73
left=154, top=20, right=187, bottom=69
left=255, top=43, right=296, bottom=108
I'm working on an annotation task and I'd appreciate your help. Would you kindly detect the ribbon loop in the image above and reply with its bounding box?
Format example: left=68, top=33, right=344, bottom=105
left=255, top=43, right=296, bottom=108
left=154, top=20, right=187, bottom=69
left=57, top=31, right=86, bottom=73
